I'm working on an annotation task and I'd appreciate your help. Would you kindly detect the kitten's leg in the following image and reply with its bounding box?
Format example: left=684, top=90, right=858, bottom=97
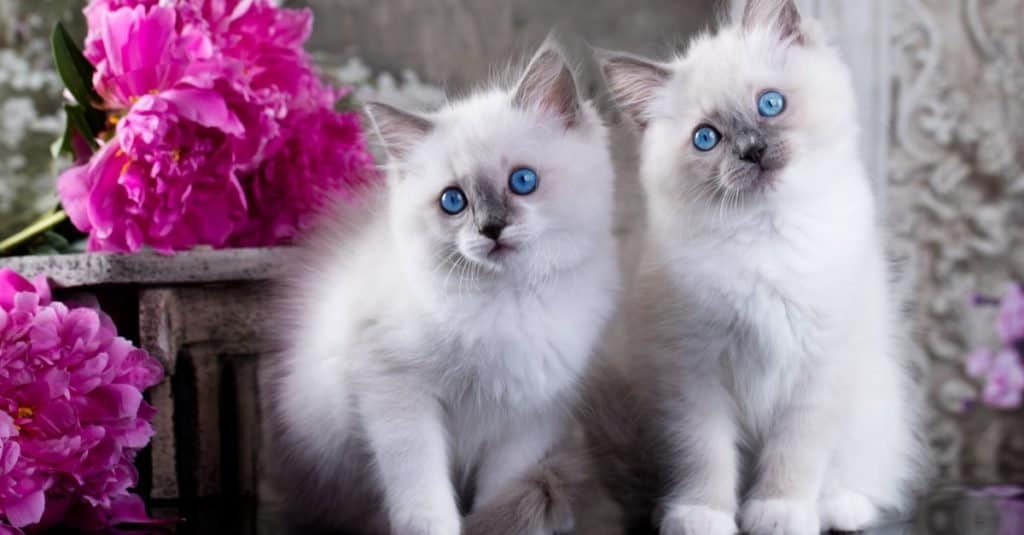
left=361, top=384, right=461, bottom=535
left=818, top=356, right=919, bottom=531
left=463, top=436, right=588, bottom=535
left=473, top=413, right=564, bottom=511
left=740, top=379, right=839, bottom=535
left=659, top=380, right=739, bottom=535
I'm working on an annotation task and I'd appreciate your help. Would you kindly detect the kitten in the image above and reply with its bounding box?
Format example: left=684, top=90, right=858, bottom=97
left=592, top=1, right=923, bottom=534
left=271, top=40, right=619, bottom=535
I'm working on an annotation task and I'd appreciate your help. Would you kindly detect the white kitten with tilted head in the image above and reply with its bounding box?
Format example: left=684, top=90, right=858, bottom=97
left=272, top=40, right=619, bottom=535
left=593, top=1, right=923, bottom=534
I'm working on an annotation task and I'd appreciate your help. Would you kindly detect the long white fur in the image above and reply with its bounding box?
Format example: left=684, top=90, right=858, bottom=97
left=597, top=2, right=923, bottom=534
left=272, top=42, right=619, bottom=535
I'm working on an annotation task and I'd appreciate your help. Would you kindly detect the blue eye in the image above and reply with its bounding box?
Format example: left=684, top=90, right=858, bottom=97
left=508, top=167, right=539, bottom=195
left=693, top=125, right=721, bottom=151
left=758, top=90, right=786, bottom=117
left=440, top=187, right=467, bottom=215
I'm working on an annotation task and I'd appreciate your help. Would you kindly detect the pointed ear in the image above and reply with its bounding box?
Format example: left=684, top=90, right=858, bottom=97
left=364, top=102, right=434, bottom=160
left=743, top=0, right=804, bottom=45
left=598, top=51, right=671, bottom=129
left=513, top=41, right=581, bottom=128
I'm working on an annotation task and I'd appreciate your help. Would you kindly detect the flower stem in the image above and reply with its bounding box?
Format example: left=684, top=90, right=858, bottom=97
left=0, top=210, right=69, bottom=254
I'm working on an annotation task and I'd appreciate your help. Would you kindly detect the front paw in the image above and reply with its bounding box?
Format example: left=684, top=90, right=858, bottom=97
left=819, top=490, right=879, bottom=532
left=659, top=504, right=737, bottom=535
left=392, top=509, right=461, bottom=535
left=740, top=498, right=819, bottom=535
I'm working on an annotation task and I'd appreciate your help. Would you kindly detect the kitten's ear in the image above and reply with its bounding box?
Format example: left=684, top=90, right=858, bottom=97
left=364, top=102, right=434, bottom=160
left=743, top=0, right=804, bottom=45
left=513, top=40, right=581, bottom=129
left=598, top=50, right=670, bottom=129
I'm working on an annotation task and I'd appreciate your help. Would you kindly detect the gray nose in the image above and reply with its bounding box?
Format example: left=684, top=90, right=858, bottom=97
left=479, top=221, right=505, bottom=240
left=735, top=132, right=767, bottom=164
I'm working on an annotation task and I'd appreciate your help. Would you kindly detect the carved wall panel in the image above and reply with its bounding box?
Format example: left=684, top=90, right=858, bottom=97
left=890, top=0, right=1024, bottom=483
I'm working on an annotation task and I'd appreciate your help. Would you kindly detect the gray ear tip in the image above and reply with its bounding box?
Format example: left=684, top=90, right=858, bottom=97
left=591, top=47, right=617, bottom=65
left=533, top=44, right=569, bottom=68
left=362, top=101, right=391, bottom=118
left=538, top=28, right=571, bottom=52
left=598, top=52, right=670, bottom=82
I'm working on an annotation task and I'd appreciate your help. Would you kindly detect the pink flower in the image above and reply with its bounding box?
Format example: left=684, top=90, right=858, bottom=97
left=86, top=4, right=215, bottom=109
left=0, top=269, right=163, bottom=531
left=59, top=84, right=254, bottom=253
left=966, top=347, right=996, bottom=379
left=58, top=0, right=380, bottom=252
left=227, top=5, right=326, bottom=109
left=998, top=283, right=1024, bottom=346
left=231, top=106, right=377, bottom=246
left=970, top=348, right=1024, bottom=409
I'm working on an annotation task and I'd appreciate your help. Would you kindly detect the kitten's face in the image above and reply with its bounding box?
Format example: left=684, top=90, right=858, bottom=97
left=368, top=46, right=613, bottom=289
left=604, top=0, right=857, bottom=211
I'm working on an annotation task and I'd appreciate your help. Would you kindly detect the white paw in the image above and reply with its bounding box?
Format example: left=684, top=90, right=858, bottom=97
left=819, top=490, right=879, bottom=532
left=392, top=509, right=461, bottom=535
left=660, top=504, right=738, bottom=535
left=740, top=498, right=819, bottom=535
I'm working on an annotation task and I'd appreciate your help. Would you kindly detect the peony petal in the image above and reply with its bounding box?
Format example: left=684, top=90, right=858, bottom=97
left=28, top=275, right=51, bottom=306
left=161, top=88, right=245, bottom=135
left=0, top=524, right=24, bottom=535
left=57, top=163, right=96, bottom=235
left=84, top=142, right=132, bottom=248
left=0, top=440, right=20, bottom=472
left=3, top=489, right=45, bottom=528
left=0, top=269, right=35, bottom=310
left=0, top=413, right=17, bottom=440
left=63, top=308, right=102, bottom=348
left=81, top=384, right=143, bottom=422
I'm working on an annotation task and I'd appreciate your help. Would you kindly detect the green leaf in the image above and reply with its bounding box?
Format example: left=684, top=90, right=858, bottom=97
left=52, top=22, right=100, bottom=109
left=66, top=105, right=100, bottom=149
left=53, top=104, right=101, bottom=158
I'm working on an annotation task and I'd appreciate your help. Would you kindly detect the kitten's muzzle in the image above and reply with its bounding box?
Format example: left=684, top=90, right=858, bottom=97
left=478, top=219, right=506, bottom=241
left=734, top=131, right=768, bottom=165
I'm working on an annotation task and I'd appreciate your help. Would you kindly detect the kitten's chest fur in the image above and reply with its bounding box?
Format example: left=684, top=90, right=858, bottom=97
left=432, top=266, right=613, bottom=414
left=675, top=205, right=870, bottom=430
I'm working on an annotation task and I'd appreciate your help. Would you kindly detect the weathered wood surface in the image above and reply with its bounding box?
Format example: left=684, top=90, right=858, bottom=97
left=4, top=247, right=291, bottom=288
left=138, top=282, right=275, bottom=500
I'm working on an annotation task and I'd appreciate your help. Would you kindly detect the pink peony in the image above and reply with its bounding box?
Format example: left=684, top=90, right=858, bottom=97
left=0, top=269, right=164, bottom=532
left=230, top=105, right=377, bottom=246
left=59, top=82, right=266, bottom=253
left=58, top=0, right=379, bottom=253
left=85, top=4, right=216, bottom=109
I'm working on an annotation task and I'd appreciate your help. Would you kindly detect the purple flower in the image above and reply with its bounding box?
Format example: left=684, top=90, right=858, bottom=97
left=967, top=347, right=996, bottom=379
left=0, top=269, right=163, bottom=531
left=998, top=496, right=1024, bottom=535
left=967, top=347, right=1024, bottom=410
left=998, top=283, right=1024, bottom=347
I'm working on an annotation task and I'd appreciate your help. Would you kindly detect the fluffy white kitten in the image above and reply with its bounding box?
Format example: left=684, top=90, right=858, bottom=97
left=272, top=40, right=619, bottom=535
left=593, top=1, right=922, bottom=534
